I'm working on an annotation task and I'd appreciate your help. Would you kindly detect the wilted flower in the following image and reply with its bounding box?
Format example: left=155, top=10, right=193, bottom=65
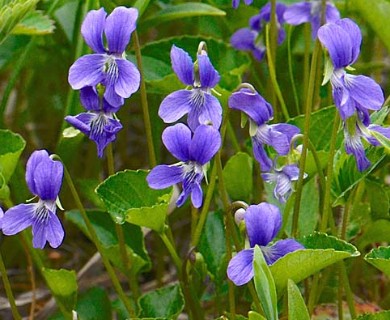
left=284, top=0, right=340, bottom=38
left=227, top=203, right=303, bottom=286
left=231, top=2, right=286, bottom=61
left=68, top=7, right=140, bottom=108
left=228, top=86, right=300, bottom=171
left=158, top=45, right=222, bottom=131
left=318, top=18, right=384, bottom=121
left=65, top=86, right=122, bottom=158
left=147, top=123, right=221, bottom=208
left=262, top=164, right=304, bottom=203
left=344, top=115, right=390, bottom=171
left=0, top=150, right=64, bottom=249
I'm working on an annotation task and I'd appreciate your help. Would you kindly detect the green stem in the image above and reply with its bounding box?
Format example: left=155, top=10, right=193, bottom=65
left=0, top=250, right=22, bottom=320
left=338, top=263, right=344, bottom=320
left=287, top=25, right=300, bottom=115
left=133, top=30, right=156, bottom=167
left=291, top=40, right=321, bottom=237
left=59, top=159, right=136, bottom=317
left=265, top=25, right=290, bottom=120
left=160, top=232, right=202, bottom=320
left=340, top=262, right=357, bottom=319
left=319, top=115, right=340, bottom=232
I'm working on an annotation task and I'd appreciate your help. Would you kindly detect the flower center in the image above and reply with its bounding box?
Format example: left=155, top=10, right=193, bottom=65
left=104, top=56, right=119, bottom=84
left=190, top=89, right=206, bottom=110
left=90, top=112, right=109, bottom=139
left=181, top=161, right=203, bottom=185
left=35, top=200, right=52, bottom=225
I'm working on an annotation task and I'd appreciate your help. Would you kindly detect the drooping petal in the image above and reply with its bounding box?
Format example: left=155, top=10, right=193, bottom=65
left=318, top=22, right=355, bottom=68
left=344, top=74, right=384, bottom=112
left=162, top=123, right=191, bottom=161
left=114, top=58, right=140, bottom=98
left=34, top=158, right=64, bottom=201
left=268, top=123, right=300, bottom=155
left=227, top=249, right=254, bottom=286
left=103, top=82, right=125, bottom=108
left=263, top=239, right=304, bottom=264
left=283, top=2, right=312, bottom=25
left=231, top=28, right=256, bottom=51
left=272, top=123, right=300, bottom=142
left=197, top=93, right=222, bottom=129
left=228, top=88, right=273, bottom=125
left=68, top=54, right=106, bottom=89
left=344, top=130, right=370, bottom=171
left=190, top=125, right=221, bottom=165
left=232, top=0, right=253, bottom=9
left=81, top=8, right=106, bottom=53
left=332, top=85, right=355, bottom=120
left=1, top=204, right=35, bottom=235
left=26, top=150, right=50, bottom=195
left=191, top=183, right=203, bottom=208
left=105, top=7, right=138, bottom=54
left=147, top=165, right=183, bottom=189
left=65, top=113, right=94, bottom=135
left=159, top=90, right=193, bottom=123
left=45, top=211, right=65, bottom=248
left=325, top=3, right=341, bottom=23
left=274, top=173, right=293, bottom=203
left=197, top=54, right=220, bottom=88
left=282, top=164, right=300, bottom=180
left=251, top=137, right=272, bottom=172
left=170, top=45, right=194, bottom=86
left=245, top=203, right=282, bottom=247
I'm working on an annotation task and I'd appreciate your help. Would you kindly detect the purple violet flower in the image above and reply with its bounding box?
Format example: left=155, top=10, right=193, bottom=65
left=318, top=18, right=384, bottom=121
left=227, top=202, right=303, bottom=286
left=284, top=0, right=340, bottom=38
left=65, top=86, right=123, bottom=158
left=147, top=123, right=221, bottom=208
left=68, top=7, right=140, bottom=108
left=232, top=0, right=253, bottom=9
left=262, top=164, right=304, bottom=203
left=228, top=86, right=300, bottom=171
left=231, top=3, right=287, bottom=61
left=158, top=45, right=222, bottom=131
left=344, top=115, right=390, bottom=171
left=0, top=150, right=64, bottom=249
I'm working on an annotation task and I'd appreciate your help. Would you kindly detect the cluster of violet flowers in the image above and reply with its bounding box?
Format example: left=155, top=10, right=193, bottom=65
left=231, top=0, right=340, bottom=61
left=317, top=18, right=390, bottom=171
left=67, top=6, right=140, bottom=158
left=147, top=43, right=222, bottom=208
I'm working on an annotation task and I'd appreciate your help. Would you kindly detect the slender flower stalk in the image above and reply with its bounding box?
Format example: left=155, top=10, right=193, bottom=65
left=55, top=155, right=136, bottom=317
left=0, top=246, right=22, bottom=320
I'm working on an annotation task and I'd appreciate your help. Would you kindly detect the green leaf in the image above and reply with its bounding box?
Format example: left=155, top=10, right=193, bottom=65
left=222, top=152, right=253, bottom=202
left=253, top=246, right=278, bottom=320
left=0, top=129, right=26, bottom=184
left=95, top=170, right=171, bottom=233
left=65, top=210, right=151, bottom=274
left=129, top=36, right=250, bottom=93
left=332, top=147, right=386, bottom=206
left=198, top=211, right=226, bottom=281
left=270, top=233, right=360, bottom=294
left=139, top=284, right=184, bottom=319
left=365, top=180, right=389, bottom=220
left=140, top=3, right=225, bottom=28
left=370, top=129, right=390, bottom=150
left=248, top=311, right=266, bottom=320
left=357, top=220, right=390, bottom=250
left=356, top=311, right=390, bottom=320
left=365, top=247, right=390, bottom=277
left=74, top=287, right=112, bottom=320
left=12, top=10, right=55, bottom=35
left=351, top=0, right=390, bottom=53
left=42, top=268, right=77, bottom=314
left=288, top=106, right=341, bottom=151
left=287, top=279, right=310, bottom=320
left=0, top=0, right=39, bottom=44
